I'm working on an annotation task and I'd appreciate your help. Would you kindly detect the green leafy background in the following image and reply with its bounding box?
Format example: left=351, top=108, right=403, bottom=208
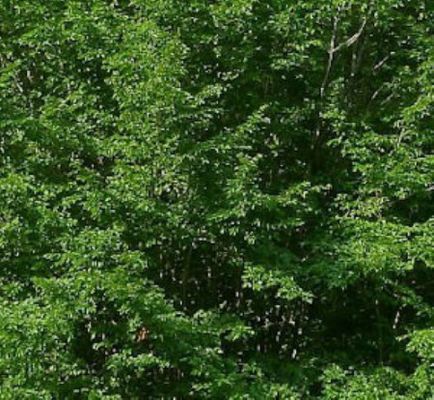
left=0, top=0, right=432, bottom=398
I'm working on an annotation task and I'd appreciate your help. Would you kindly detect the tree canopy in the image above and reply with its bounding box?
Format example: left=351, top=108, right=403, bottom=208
left=0, top=0, right=433, bottom=398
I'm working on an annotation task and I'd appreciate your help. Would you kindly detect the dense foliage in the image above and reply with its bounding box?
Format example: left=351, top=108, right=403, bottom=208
left=0, top=0, right=433, bottom=398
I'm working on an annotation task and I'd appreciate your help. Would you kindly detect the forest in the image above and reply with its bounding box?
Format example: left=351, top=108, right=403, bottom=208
left=0, top=0, right=433, bottom=398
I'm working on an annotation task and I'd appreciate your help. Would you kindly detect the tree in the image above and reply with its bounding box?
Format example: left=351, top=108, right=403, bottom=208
left=0, top=0, right=432, bottom=398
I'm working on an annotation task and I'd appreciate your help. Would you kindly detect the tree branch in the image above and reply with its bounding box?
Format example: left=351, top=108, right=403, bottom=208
left=332, top=18, right=367, bottom=54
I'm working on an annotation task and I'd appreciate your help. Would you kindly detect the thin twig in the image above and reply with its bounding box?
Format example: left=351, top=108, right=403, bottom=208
left=374, top=53, right=392, bottom=72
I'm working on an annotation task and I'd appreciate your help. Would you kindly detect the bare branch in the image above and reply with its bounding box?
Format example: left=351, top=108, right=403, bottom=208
left=370, top=83, right=385, bottom=103
left=320, top=15, right=340, bottom=100
left=373, top=53, right=393, bottom=72
left=333, top=18, right=367, bottom=54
